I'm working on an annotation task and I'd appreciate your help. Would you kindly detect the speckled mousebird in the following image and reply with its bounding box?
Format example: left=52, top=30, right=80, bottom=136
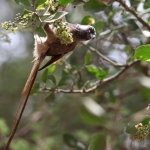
left=4, top=22, right=96, bottom=150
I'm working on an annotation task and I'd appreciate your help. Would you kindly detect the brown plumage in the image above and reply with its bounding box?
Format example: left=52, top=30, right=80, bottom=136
left=39, top=23, right=96, bottom=70
left=4, top=23, right=96, bottom=150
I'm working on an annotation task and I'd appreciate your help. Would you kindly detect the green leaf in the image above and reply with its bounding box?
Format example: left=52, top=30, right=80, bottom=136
left=96, top=70, right=106, bottom=79
left=63, top=133, right=77, bottom=148
left=125, top=124, right=137, bottom=134
left=62, top=69, right=69, bottom=76
left=45, top=93, right=56, bottom=104
left=84, top=51, right=92, bottom=65
left=34, top=0, right=47, bottom=7
left=144, top=0, right=150, bottom=9
left=30, top=82, right=40, bottom=94
left=15, top=0, right=31, bottom=5
left=124, top=45, right=132, bottom=53
left=93, top=20, right=104, bottom=37
left=34, top=26, right=45, bottom=36
left=79, top=106, right=104, bottom=125
left=58, top=75, right=74, bottom=86
left=147, top=17, right=150, bottom=23
left=36, top=5, right=50, bottom=16
left=42, top=68, right=48, bottom=83
left=10, top=139, right=30, bottom=150
left=46, top=11, right=68, bottom=22
left=69, top=66, right=77, bottom=74
left=54, top=11, right=68, bottom=19
left=48, top=75, right=56, bottom=85
left=83, top=0, right=107, bottom=13
left=141, top=87, right=150, bottom=99
left=141, top=117, right=150, bottom=125
left=77, top=76, right=82, bottom=89
left=58, top=0, right=74, bottom=6
left=72, top=0, right=84, bottom=5
left=86, top=65, right=99, bottom=73
left=109, top=90, right=116, bottom=103
left=81, top=15, right=95, bottom=25
left=0, top=118, right=9, bottom=135
left=47, top=64, right=56, bottom=73
left=88, top=133, right=107, bottom=150
left=134, top=45, right=150, bottom=61
left=86, top=65, right=106, bottom=79
left=23, top=8, right=32, bottom=14
left=125, top=19, right=139, bottom=30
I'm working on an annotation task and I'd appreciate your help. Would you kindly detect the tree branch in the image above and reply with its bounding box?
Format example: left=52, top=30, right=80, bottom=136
left=115, top=0, right=150, bottom=31
left=117, top=87, right=140, bottom=99
left=42, top=60, right=139, bottom=94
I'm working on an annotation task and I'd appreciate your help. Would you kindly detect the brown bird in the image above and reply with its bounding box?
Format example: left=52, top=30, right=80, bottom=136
left=4, top=23, right=96, bottom=149
left=39, top=23, right=96, bottom=70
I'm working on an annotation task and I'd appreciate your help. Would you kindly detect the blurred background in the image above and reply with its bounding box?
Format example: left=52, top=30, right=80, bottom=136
left=1, top=0, right=150, bottom=150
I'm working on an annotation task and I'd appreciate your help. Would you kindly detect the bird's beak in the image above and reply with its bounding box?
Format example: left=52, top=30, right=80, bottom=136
left=90, top=33, right=96, bottom=39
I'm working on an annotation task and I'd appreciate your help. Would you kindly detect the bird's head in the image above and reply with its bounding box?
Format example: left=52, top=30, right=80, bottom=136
left=75, top=24, right=96, bottom=41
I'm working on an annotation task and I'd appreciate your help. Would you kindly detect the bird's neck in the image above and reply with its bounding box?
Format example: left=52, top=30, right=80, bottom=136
left=66, top=23, right=85, bottom=42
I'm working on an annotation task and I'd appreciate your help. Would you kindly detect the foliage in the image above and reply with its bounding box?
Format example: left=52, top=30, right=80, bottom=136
left=1, top=0, right=150, bottom=150
left=134, top=45, right=150, bottom=61
left=1, top=0, right=73, bottom=44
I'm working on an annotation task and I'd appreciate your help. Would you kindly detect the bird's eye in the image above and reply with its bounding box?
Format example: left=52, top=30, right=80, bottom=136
left=88, top=28, right=92, bottom=33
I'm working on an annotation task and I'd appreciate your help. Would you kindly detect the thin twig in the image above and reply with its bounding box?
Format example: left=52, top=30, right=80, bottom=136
left=120, top=32, right=135, bottom=54
left=99, top=24, right=126, bottom=37
left=81, top=43, right=126, bottom=67
left=117, top=87, right=140, bottom=99
left=139, top=8, right=150, bottom=17
left=115, top=0, right=150, bottom=31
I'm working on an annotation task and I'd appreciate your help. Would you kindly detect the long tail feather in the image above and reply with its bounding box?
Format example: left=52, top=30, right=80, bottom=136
left=4, top=55, right=45, bottom=150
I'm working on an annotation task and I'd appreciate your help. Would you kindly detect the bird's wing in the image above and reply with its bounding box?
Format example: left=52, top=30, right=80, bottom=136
left=39, top=54, right=63, bottom=71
